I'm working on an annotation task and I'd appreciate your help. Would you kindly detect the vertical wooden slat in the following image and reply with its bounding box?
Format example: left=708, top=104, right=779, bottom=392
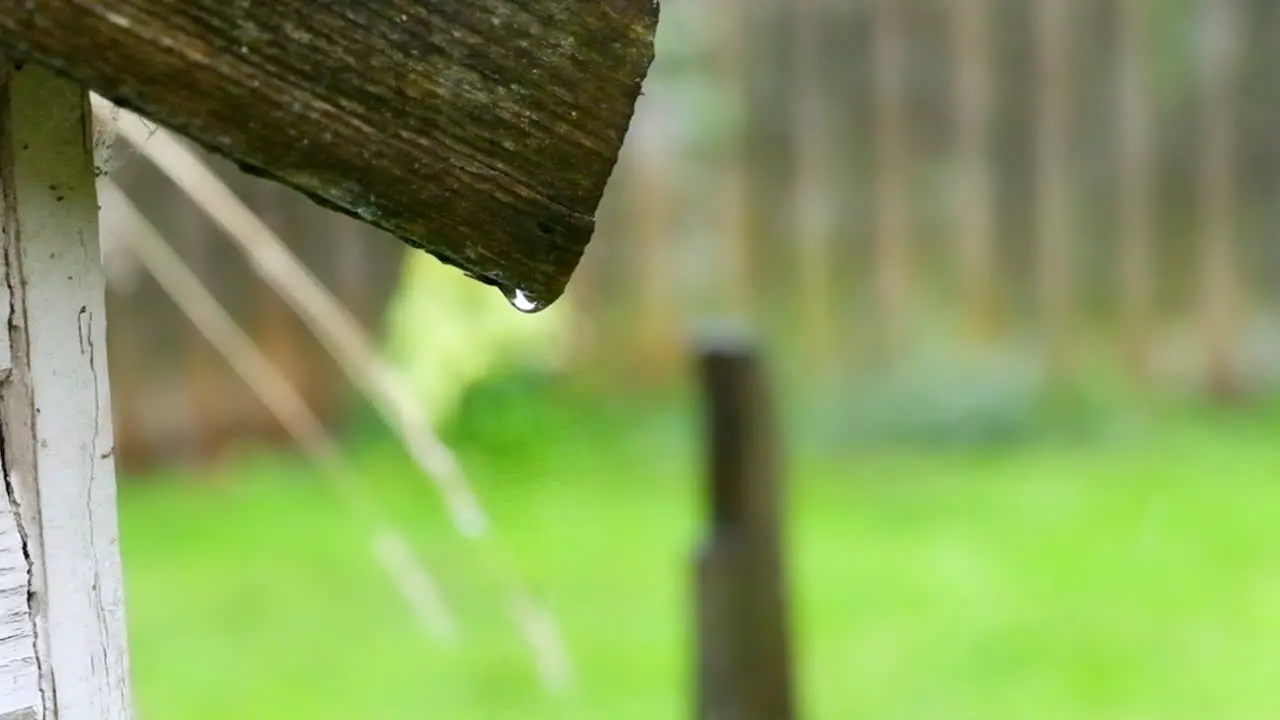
left=631, top=113, right=682, bottom=384
left=792, top=0, right=835, bottom=369
left=181, top=153, right=263, bottom=462
left=563, top=216, right=605, bottom=376
left=98, top=191, right=147, bottom=470
left=714, top=0, right=754, bottom=319
left=1033, top=0, right=1077, bottom=377
left=184, top=217, right=229, bottom=460
left=952, top=0, right=998, bottom=344
left=1118, top=0, right=1156, bottom=385
left=1033, top=0, right=1076, bottom=377
left=276, top=180, right=357, bottom=428
left=1197, top=0, right=1244, bottom=401
left=288, top=181, right=407, bottom=423
left=249, top=180, right=315, bottom=443
left=871, top=0, right=913, bottom=359
left=695, top=333, right=794, bottom=720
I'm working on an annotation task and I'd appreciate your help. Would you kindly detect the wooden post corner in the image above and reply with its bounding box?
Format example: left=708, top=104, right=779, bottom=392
left=0, top=60, right=132, bottom=719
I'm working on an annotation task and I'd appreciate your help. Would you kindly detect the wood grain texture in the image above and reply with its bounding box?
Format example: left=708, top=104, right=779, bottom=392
left=0, top=491, right=41, bottom=718
left=0, top=63, right=132, bottom=719
left=0, top=0, right=660, bottom=307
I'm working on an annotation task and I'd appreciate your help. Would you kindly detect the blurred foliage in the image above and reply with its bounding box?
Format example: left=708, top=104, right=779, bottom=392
left=381, top=253, right=570, bottom=424
left=791, top=357, right=1143, bottom=457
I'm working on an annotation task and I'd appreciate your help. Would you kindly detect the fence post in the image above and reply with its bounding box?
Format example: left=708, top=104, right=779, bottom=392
left=695, top=332, right=795, bottom=720
left=0, top=62, right=132, bottom=719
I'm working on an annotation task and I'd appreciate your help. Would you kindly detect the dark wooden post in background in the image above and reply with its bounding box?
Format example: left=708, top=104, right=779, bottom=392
left=695, top=332, right=796, bottom=720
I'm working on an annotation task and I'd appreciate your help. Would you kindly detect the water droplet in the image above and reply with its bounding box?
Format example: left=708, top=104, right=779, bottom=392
left=508, top=288, right=540, bottom=313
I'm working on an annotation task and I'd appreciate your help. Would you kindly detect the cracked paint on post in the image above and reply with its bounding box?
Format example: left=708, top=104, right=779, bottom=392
left=0, top=62, right=131, bottom=719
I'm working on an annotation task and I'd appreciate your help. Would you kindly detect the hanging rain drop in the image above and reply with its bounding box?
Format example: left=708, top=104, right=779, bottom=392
left=508, top=288, right=540, bottom=313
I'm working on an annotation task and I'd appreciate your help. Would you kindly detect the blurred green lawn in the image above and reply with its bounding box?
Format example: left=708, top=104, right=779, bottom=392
left=120, top=383, right=1280, bottom=719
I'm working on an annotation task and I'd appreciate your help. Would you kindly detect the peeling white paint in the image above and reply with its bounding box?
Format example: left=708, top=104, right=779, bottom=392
left=0, top=63, right=132, bottom=719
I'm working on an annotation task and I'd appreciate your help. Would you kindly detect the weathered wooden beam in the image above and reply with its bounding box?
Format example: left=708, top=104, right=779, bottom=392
left=0, top=62, right=131, bottom=720
left=0, top=0, right=660, bottom=308
left=695, top=332, right=795, bottom=720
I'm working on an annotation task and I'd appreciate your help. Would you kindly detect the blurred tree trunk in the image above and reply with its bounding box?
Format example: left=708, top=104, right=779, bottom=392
left=951, top=0, right=999, bottom=346
left=1117, top=0, right=1156, bottom=386
left=871, top=0, right=913, bottom=361
left=792, top=0, right=835, bottom=370
left=1033, top=0, right=1077, bottom=378
left=1197, top=0, right=1245, bottom=402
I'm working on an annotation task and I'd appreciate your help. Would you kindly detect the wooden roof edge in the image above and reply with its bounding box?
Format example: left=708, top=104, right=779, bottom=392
left=0, top=0, right=661, bottom=308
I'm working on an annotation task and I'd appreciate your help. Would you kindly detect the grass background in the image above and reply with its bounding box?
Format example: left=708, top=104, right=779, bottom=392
left=120, top=375, right=1280, bottom=719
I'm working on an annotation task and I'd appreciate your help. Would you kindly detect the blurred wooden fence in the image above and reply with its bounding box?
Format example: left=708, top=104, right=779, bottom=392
left=573, top=0, right=1280, bottom=400
left=98, top=0, right=1280, bottom=471
left=101, top=141, right=405, bottom=472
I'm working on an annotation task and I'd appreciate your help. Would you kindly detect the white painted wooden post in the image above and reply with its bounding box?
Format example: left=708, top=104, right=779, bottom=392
left=0, top=62, right=132, bottom=719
